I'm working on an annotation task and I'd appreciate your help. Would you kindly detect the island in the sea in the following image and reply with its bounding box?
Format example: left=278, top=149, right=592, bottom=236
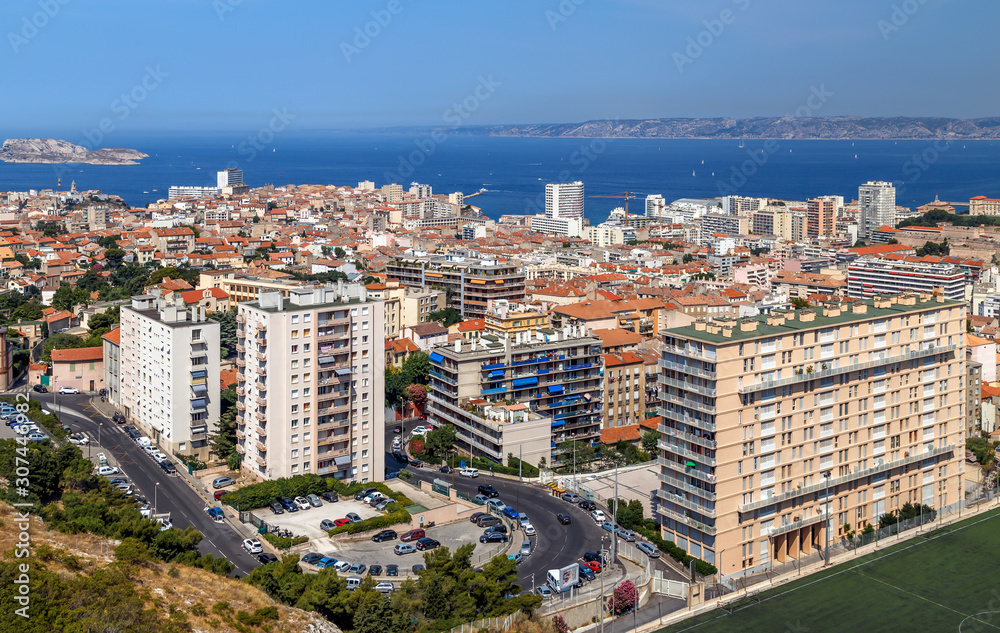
left=0, top=138, right=148, bottom=165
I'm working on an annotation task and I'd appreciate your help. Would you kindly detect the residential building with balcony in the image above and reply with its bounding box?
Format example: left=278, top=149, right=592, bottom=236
left=484, top=300, right=548, bottom=337
left=119, top=293, right=220, bottom=460
left=385, top=255, right=526, bottom=319
left=847, top=257, right=966, bottom=301
left=658, top=292, right=964, bottom=579
left=235, top=283, right=385, bottom=483
left=603, top=352, right=648, bottom=428
left=427, top=327, right=603, bottom=468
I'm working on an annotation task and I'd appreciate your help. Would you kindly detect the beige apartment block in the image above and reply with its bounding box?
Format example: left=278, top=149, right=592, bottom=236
left=236, top=283, right=385, bottom=483
left=658, top=292, right=965, bottom=579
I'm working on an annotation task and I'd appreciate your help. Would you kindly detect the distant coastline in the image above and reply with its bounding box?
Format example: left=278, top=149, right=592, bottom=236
left=372, top=116, right=1000, bottom=141
left=0, top=138, right=148, bottom=165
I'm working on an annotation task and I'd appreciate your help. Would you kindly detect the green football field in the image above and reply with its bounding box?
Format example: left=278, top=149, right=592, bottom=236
left=657, top=507, right=1000, bottom=633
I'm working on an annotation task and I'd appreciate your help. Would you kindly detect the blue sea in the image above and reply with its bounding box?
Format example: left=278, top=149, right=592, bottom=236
left=2, top=132, right=999, bottom=224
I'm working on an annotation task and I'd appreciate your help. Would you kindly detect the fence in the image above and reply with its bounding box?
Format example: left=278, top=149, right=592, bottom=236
left=651, top=571, right=689, bottom=599
left=718, top=489, right=998, bottom=594
left=445, top=611, right=520, bottom=633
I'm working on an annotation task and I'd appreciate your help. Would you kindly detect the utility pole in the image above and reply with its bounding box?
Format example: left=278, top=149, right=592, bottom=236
left=600, top=536, right=607, bottom=633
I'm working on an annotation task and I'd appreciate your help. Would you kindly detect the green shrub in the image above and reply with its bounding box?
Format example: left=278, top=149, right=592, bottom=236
left=262, top=533, right=308, bottom=550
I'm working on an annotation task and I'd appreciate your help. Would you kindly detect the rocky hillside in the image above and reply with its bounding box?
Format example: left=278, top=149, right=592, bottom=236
left=0, top=138, right=148, bottom=164
left=412, top=116, right=1000, bottom=140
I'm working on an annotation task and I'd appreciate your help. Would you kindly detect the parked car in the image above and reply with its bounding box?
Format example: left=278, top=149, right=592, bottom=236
left=301, top=553, right=325, bottom=565
left=480, top=532, right=508, bottom=544
left=561, top=492, right=581, bottom=503
left=333, top=561, right=351, bottom=573
left=269, top=500, right=285, bottom=514
left=486, top=499, right=506, bottom=512
left=320, top=519, right=337, bottom=532
left=333, top=518, right=352, bottom=527
left=109, top=478, right=128, bottom=486
left=400, top=529, right=425, bottom=542
left=475, top=515, right=500, bottom=528
left=478, top=484, right=500, bottom=498
left=68, top=434, right=89, bottom=445
left=583, top=551, right=606, bottom=564
left=415, top=538, right=440, bottom=551
left=242, top=539, right=262, bottom=554
left=470, top=512, right=488, bottom=523
left=354, top=487, right=378, bottom=501
left=96, top=466, right=119, bottom=476
left=636, top=542, right=660, bottom=558
left=320, top=491, right=339, bottom=503
left=410, top=459, right=423, bottom=468
left=393, top=425, right=402, bottom=434
left=386, top=564, right=399, bottom=576
left=27, top=432, right=48, bottom=442
left=372, top=529, right=397, bottom=543
left=484, top=524, right=508, bottom=535
left=439, top=465, right=452, bottom=474
left=394, top=543, right=416, bottom=556
left=517, top=512, right=530, bottom=527
left=374, top=498, right=392, bottom=511
left=348, top=562, right=367, bottom=574
left=316, top=557, right=338, bottom=569
left=294, top=496, right=311, bottom=511
left=411, top=427, right=428, bottom=437
left=114, top=483, right=134, bottom=496
left=112, top=412, right=125, bottom=424
left=591, top=509, right=606, bottom=523
left=579, top=500, right=597, bottom=511
left=520, top=540, right=532, bottom=556
left=583, top=561, right=602, bottom=573
left=58, top=386, right=80, bottom=394
left=159, top=461, right=176, bottom=474
left=557, top=513, right=572, bottom=525
left=280, top=497, right=298, bottom=512
left=346, top=512, right=362, bottom=523
left=615, top=527, right=637, bottom=542
left=601, top=521, right=616, bottom=533
left=523, top=524, right=536, bottom=536
left=536, top=585, right=552, bottom=598
left=213, top=490, right=229, bottom=501
left=375, top=581, right=394, bottom=594
left=258, top=553, right=278, bottom=564
left=412, top=564, right=425, bottom=575
left=459, top=467, right=479, bottom=478
left=501, top=506, right=518, bottom=520
left=32, top=384, right=47, bottom=393
left=508, top=553, right=523, bottom=565
left=474, top=494, right=490, bottom=503
left=306, top=493, right=323, bottom=507
left=577, top=564, right=596, bottom=581
left=212, top=476, right=236, bottom=489
left=368, top=564, right=383, bottom=576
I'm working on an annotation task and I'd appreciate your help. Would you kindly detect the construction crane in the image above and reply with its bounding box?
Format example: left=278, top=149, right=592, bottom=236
left=588, top=191, right=637, bottom=220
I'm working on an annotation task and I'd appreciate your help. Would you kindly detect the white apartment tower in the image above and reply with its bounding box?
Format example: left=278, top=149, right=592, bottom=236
left=545, top=181, right=585, bottom=220
left=409, top=182, right=433, bottom=199
left=859, top=181, right=896, bottom=240
left=236, top=283, right=385, bottom=482
left=120, top=293, right=221, bottom=460
left=217, top=168, right=244, bottom=189
left=646, top=194, right=667, bottom=218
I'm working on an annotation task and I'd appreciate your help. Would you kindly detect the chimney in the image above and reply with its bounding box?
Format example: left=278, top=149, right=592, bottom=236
left=693, top=318, right=707, bottom=332
left=798, top=309, right=816, bottom=322
left=739, top=318, right=758, bottom=332
left=851, top=302, right=868, bottom=314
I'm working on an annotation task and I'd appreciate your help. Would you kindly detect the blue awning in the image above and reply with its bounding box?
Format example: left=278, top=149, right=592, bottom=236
left=191, top=398, right=207, bottom=410
left=548, top=385, right=564, bottom=394
left=565, top=394, right=581, bottom=402
left=429, top=352, right=444, bottom=364
left=551, top=420, right=566, bottom=428
left=488, top=370, right=504, bottom=379
left=512, top=377, right=538, bottom=388
left=190, top=369, right=207, bottom=378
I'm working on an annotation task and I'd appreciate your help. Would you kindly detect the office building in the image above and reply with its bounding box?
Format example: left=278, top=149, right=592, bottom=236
left=859, top=181, right=896, bottom=240
left=428, top=327, right=603, bottom=468
left=807, top=197, right=838, bottom=238
left=658, top=293, right=964, bottom=576
left=217, top=168, right=244, bottom=189
left=386, top=255, right=525, bottom=319
left=847, top=257, right=965, bottom=301
left=235, top=283, right=385, bottom=482
left=545, top=181, right=585, bottom=220
left=120, top=293, right=220, bottom=460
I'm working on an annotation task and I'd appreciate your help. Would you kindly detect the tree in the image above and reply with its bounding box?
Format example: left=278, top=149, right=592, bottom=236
left=682, top=253, right=694, bottom=263
left=334, top=246, right=346, bottom=259
left=608, top=580, right=637, bottom=615
left=400, top=351, right=430, bottom=386
left=384, top=368, right=409, bottom=409
left=556, top=441, right=596, bottom=473
left=641, top=430, right=658, bottom=454
left=214, top=308, right=239, bottom=358
left=423, top=424, right=456, bottom=459
left=791, top=297, right=811, bottom=310
left=915, top=239, right=949, bottom=257
left=42, top=332, right=92, bottom=362
left=405, top=384, right=427, bottom=408
left=427, top=307, right=462, bottom=327
left=147, top=266, right=199, bottom=286
left=98, top=234, right=121, bottom=249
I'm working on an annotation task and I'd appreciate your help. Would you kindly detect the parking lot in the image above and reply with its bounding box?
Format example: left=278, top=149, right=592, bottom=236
left=251, top=498, right=382, bottom=540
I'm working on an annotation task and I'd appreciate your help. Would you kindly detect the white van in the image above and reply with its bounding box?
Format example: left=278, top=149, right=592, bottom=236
left=345, top=577, right=362, bottom=591
left=459, top=467, right=479, bottom=478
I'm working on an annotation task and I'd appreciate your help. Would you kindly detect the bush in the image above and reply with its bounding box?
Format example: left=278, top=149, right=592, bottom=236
left=635, top=525, right=717, bottom=576
left=608, top=580, right=637, bottom=615
left=262, top=532, right=309, bottom=550
left=328, top=508, right=412, bottom=535
left=506, top=455, right=539, bottom=478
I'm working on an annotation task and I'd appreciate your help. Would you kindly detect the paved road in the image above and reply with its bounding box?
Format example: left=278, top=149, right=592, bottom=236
left=35, top=393, right=260, bottom=577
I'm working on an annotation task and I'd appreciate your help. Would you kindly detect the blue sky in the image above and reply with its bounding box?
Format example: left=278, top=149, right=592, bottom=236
left=1, top=0, right=994, bottom=134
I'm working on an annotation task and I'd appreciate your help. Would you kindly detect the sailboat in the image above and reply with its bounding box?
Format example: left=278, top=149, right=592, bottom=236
left=692, top=170, right=696, bottom=177
left=739, top=139, right=745, bottom=148
left=701, top=159, right=704, bottom=164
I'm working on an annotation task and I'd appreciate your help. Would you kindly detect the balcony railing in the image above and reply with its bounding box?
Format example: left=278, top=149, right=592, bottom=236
left=658, top=457, right=716, bottom=485
left=659, top=359, right=717, bottom=379
left=656, top=469, right=716, bottom=501
left=654, top=487, right=716, bottom=517
left=770, top=511, right=831, bottom=537
left=656, top=506, right=716, bottom=535
left=658, top=439, right=717, bottom=467
left=658, top=374, right=715, bottom=397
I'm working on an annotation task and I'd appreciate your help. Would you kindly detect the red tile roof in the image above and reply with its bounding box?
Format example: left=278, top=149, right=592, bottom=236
left=51, top=347, right=103, bottom=363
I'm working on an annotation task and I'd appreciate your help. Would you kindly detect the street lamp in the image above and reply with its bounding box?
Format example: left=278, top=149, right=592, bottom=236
left=823, top=471, right=832, bottom=567
left=154, top=482, right=160, bottom=514
left=98, top=422, right=103, bottom=449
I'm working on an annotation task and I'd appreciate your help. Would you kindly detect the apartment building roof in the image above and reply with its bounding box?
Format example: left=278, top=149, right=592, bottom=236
left=591, top=327, right=643, bottom=349
left=102, top=327, right=121, bottom=345
left=667, top=295, right=964, bottom=344
left=600, top=424, right=642, bottom=444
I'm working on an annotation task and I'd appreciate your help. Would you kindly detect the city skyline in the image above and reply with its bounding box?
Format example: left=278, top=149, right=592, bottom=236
left=2, top=0, right=995, bottom=136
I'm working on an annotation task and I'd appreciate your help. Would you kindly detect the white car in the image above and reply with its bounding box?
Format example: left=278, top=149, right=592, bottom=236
left=158, top=518, right=172, bottom=531
left=591, top=509, right=606, bottom=523
left=411, top=427, right=429, bottom=436
left=375, top=581, right=394, bottom=593
left=459, top=468, right=479, bottom=478
left=96, top=465, right=119, bottom=476
left=58, top=386, right=80, bottom=395
left=152, top=452, right=168, bottom=463
left=294, top=496, right=311, bottom=511
left=523, top=523, right=536, bottom=536
left=13, top=425, right=36, bottom=435
left=68, top=434, right=89, bottom=445
left=333, top=560, right=351, bottom=572
left=242, top=538, right=263, bottom=554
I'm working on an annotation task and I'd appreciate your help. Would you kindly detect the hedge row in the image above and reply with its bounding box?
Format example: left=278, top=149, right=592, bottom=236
left=636, top=524, right=717, bottom=576
left=327, top=508, right=412, bottom=536
left=221, top=473, right=411, bottom=511
left=262, top=533, right=309, bottom=550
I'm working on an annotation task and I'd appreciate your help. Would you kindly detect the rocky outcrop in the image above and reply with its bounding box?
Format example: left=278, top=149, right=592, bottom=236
left=0, top=138, right=148, bottom=164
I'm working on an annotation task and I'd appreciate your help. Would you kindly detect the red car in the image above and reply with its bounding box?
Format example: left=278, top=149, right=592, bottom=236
left=583, top=561, right=602, bottom=573
left=333, top=518, right=352, bottom=527
left=214, top=490, right=229, bottom=501
left=400, top=529, right=425, bottom=542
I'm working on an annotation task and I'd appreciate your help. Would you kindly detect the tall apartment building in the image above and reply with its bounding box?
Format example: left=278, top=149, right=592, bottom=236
left=646, top=194, right=667, bottom=218
left=236, top=284, right=385, bottom=482
left=699, top=215, right=749, bottom=245
left=545, top=181, right=585, bottom=219
left=385, top=255, right=526, bottom=319
left=807, top=197, right=838, bottom=238
left=120, top=294, right=220, bottom=460
left=409, top=182, right=433, bottom=199
left=217, top=168, right=243, bottom=189
left=847, top=257, right=965, bottom=301
left=530, top=215, right=584, bottom=238
left=859, top=181, right=896, bottom=240
left=427, top=327, right=603, bottom=467
left=603, top=352, right=648, bottom=428
left=721, top=196, right=767, bottom=216
left=658, top=294, right=964, bottom=576
left=381, top=183, right=404, bottom=203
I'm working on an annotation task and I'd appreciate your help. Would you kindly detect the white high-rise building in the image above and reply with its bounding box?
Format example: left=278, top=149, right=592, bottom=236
left=545, top=181, right=584, bottom=219
left=119, top=293, right=220, bottom=461
left=217, top=168, right=244, bottom=189
left=859, top=181, right=896, bottom=240
left=409, top=182, right=433, bottom=199
left=236, top=283, right=386, bottom=482
left=645, top=194, right=667, bottom=218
